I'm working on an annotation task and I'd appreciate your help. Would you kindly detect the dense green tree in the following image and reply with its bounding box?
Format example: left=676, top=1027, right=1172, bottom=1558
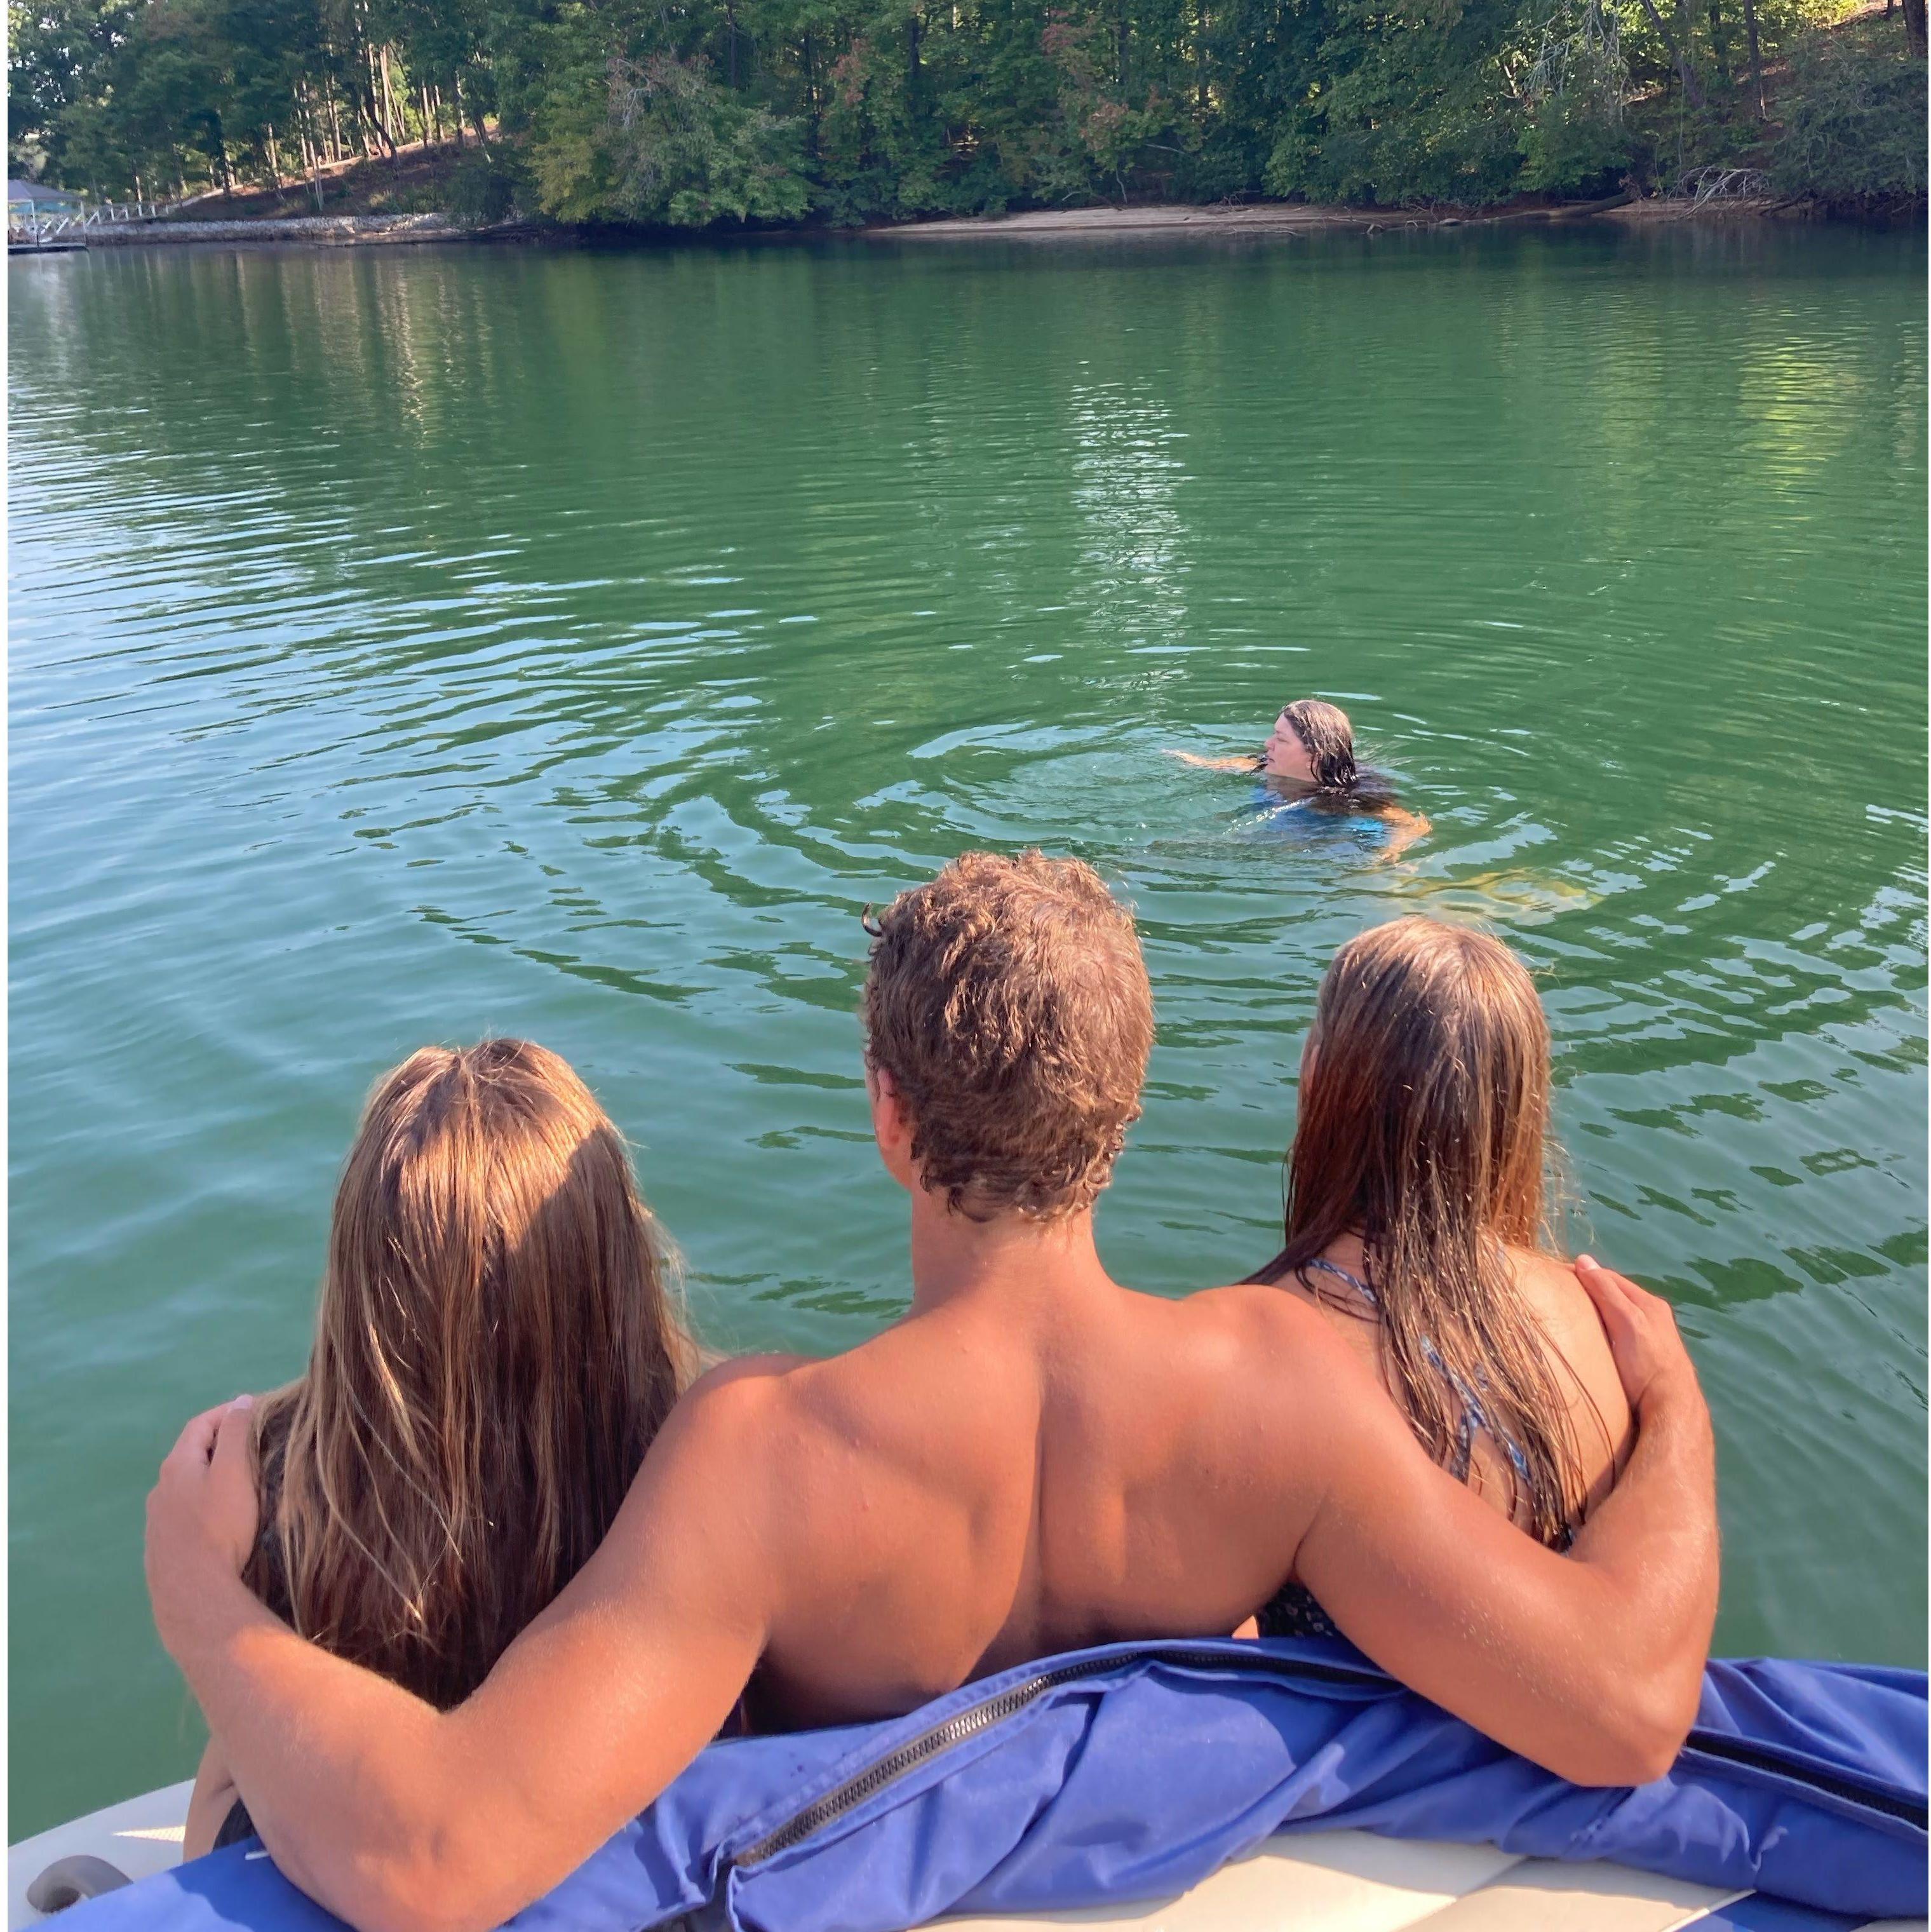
left=6, top=0, right=1917, bottom=216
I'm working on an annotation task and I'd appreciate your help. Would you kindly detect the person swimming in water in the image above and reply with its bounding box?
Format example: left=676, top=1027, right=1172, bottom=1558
left=1168, top=698, right=1430, bottom=860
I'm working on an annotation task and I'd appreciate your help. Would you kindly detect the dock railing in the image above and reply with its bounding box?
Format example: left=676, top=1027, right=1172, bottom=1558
left=9, top=198, right=170, bottom=247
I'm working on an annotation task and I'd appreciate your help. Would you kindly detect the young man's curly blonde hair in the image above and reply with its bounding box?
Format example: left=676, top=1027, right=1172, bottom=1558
left=861, top=850, right=1154, bottom=1221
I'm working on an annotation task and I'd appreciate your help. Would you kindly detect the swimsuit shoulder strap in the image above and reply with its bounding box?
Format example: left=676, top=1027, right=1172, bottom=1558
left=1303, top=1253, right=1537, bottom=1494
left=1301, top=1255, right=1378, bottom=1307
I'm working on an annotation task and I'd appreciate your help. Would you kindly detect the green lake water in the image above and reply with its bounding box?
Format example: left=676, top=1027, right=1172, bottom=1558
left=9, top=226, right=1926, bottom=1837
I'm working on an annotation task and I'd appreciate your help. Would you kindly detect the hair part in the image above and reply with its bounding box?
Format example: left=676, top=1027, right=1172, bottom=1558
left=862, top=850, right=1153, bottom=1222
left=246, top=1039, right=693, bottom=1708
left=1253, top=917, right=1591, bottom=1545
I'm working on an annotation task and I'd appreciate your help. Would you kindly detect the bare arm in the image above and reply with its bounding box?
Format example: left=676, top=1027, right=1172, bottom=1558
left=1291, top=1259, right=1717, bottom=1785
left=147, top=1377, right=782, bottom=1932
left=1164, top=750, right=1260, bottom=771
left=1373, top=806, right=1430, bottom=863
left=183, top=1741, right=238, bottom=1861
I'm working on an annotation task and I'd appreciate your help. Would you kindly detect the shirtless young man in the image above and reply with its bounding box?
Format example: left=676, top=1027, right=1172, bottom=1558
left=146, top=852, right=1718, bottom=1932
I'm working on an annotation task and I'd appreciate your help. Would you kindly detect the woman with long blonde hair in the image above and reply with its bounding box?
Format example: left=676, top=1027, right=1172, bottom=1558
left=1249, top=916, right=1632, bottom=1637
left=184, top=1039, right=694, bottom=1853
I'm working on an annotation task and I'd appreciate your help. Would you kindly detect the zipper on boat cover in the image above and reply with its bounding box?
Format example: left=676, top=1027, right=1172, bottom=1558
left=1682, top=1729, right=1928, bottom=1829
left=731, top=1646, right=1388, bottom=1868
left=732, top=1646, right=1928, bottom=1870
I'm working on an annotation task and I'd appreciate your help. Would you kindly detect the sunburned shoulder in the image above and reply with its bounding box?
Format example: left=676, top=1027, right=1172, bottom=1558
left=654, top=1350, right=818, bottom=1458
left=627, top=1350, right=863, bottom=1565
left=686, top=1350, right=817, bottom=1396
left=1135, top=1283, right=1394, bottom=1499
left=1160, top=1281, right=1366, bottom=1386
left=669, top=1335, right=949, bottom=1473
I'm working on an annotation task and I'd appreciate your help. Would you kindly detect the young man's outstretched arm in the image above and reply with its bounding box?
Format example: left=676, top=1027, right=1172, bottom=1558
left=1289, top=1257, right=1718, bottom=1783
left=147, top=1368, right=785, bottom=1932
left=148, top=1263, right=1716, bottom=1932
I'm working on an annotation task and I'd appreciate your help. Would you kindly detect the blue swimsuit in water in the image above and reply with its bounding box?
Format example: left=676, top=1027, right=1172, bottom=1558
left=1255, top=1257, right=1544, bottom=1640
left=1244, top=783, right=1394, bottom=846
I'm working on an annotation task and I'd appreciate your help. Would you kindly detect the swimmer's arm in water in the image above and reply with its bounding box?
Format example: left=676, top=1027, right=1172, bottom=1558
left=1164, top=749, right=1261, bottom=771
left=1373, top=806, right=1430, bottom=863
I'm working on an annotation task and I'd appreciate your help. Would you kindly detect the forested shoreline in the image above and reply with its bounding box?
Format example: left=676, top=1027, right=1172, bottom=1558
left=9, top=0, right=1924, bottom=229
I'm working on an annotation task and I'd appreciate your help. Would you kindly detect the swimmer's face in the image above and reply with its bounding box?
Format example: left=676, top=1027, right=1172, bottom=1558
left=1262, top=712, right=1315, bottom=781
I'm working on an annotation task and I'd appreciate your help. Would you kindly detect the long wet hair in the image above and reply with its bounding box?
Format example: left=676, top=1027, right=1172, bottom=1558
left=1277, top=700, right=1359, bottom=792
left=1270, top=700, right=1400, bottom=813
left=244, top=1039, right=694, bottom=1709
left=1249, top=918, right=1589, bottom=1545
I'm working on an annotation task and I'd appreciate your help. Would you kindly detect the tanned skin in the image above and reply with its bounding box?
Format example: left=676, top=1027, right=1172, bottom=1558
left=147, top=1071, right=1716, bottom=1932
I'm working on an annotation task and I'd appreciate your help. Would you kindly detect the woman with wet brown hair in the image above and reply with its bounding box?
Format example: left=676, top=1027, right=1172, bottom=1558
left=1167, top=699, right=1429, bottom=858
left=1247, top=916, right=1632, bottom=1637
left=184, top=1039, right=696, bottom=1854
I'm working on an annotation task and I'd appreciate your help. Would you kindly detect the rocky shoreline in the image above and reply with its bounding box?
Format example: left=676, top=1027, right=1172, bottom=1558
left=85, top=212, right=484, bottom=246
left=69, top=193, right=1806, bottom=252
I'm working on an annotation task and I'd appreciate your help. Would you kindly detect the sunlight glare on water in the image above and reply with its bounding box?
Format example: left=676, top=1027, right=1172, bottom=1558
left=8, top=226, right=1925, bottom=1834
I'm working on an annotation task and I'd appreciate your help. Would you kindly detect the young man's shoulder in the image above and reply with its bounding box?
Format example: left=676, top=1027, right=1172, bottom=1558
left=665, top=1337, right=977, bottom=1495
left=647, top=1351, right=819, bottom=1475
left=1178, top=1278, right=1338, bottom=1338
left=1154, top=1281, right=1365, bottom=1401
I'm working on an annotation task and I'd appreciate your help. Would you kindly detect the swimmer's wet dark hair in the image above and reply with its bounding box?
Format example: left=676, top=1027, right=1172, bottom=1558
left=1279, top=699, right=1359, bottom=793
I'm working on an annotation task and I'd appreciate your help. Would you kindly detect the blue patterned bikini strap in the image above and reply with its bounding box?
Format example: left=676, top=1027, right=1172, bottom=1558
left=1302, top=1255, right=1533, bottom=1487
left=1302, top=1255, right=1378, bottom=1307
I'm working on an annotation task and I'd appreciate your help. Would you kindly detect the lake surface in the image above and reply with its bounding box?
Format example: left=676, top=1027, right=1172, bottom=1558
left=10, top=226, right=1926, bottom=1837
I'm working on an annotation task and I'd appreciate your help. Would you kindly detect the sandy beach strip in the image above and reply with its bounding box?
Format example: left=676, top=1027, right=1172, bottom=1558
left=865, top=191, right=1800, bottom=240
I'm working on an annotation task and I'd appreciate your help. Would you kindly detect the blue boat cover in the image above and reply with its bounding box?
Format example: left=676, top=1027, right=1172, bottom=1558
left=69, top=1638, right=1928, bottom=1932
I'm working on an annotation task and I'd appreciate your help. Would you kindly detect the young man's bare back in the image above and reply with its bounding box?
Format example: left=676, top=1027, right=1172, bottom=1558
left=145, top=855, right=1718, bottom=1932
left=685, top=1240, right=1385, bottom=1731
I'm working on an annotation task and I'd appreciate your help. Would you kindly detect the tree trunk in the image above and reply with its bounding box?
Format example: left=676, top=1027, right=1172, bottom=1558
left=1904, top=0, right=1926, bottom=59
left=1634, top=0, right=1706, bottom=108
left=1117, top=0, right=1129, bottom=88
left=369, top=93, right=397, bottom=155
left=1673, top=0, right=1706, bottom=105
left=1740, top=0, right=1764, bottom=113
left=802, top=31, right=821, bottom=152
left=378, top=44, right=400, bottom=150
left=1706, top=0, right=1728, bottom=79
left=299, top=100, right=326, bottom=209
left=363, top=50, right=398, bottom=154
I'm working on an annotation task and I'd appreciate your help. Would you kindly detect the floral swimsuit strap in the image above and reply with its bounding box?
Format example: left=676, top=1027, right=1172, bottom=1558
left=1299, top=1256, right=1534, bottom=1488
